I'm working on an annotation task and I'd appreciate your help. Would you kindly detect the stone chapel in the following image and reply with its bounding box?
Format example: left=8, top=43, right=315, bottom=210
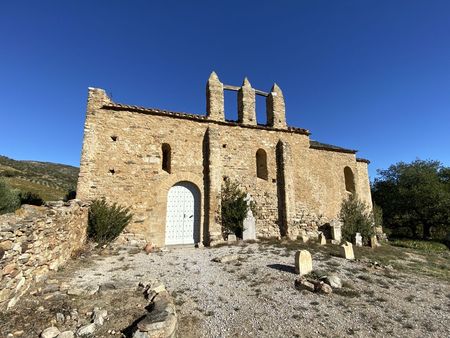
left=77, top=72, right=372, bottom=247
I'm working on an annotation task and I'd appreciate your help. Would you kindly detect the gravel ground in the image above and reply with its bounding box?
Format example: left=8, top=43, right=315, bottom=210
left=69, top=241, right=450, bottom=338
left=2, top=240, right=449, bottom=338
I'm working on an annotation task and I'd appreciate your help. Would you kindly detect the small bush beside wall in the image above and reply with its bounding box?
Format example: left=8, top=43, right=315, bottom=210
left=19, top=191, right=44, bottom=206
left=221, top=178, right=251, bottom=239
left=88, top=198, right=133, bottom=245
left=0, top=179, right=20, bottom=214
left=340, top=195, right=374, bottom=244
left=63, top=188, right=77, bottom=202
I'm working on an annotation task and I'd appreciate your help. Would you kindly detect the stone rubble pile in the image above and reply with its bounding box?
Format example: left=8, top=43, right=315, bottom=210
left=40, top=306, right=108, bottom=338
left=133, top=280, right=178, bottom=338
left=294, top=273, right=342, bottom=295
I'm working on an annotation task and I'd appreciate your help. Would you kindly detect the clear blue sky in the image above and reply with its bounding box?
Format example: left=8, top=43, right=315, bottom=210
left=1, top=1, right=449, bottom=180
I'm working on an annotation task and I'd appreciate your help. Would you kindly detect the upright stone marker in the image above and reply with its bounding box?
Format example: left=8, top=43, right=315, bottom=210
left=295, top=250, right=312, bottom=275
left=242, top=197, right=256, bottom=240
left=318, top=232, right=327, bottom=245
left=330, top=220, right=342, bottom=244
left=354, top=233, right=362, bottom=247
left=369, top=235, right=379, bottom=248
left=340, top=242, right=355, bottom=260
left=228, top=234, right=237, bottom=242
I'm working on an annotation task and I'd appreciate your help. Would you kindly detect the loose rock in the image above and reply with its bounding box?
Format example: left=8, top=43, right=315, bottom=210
left=92, top=307, right=108, bottom=326
left=57, top=331, right=74, bottom=338
left=56, top=312, right=65, bottom=323
left=41, top=327, right=60, bottom=338
left=212, top=254, right=239, bottom=263
left=314, top=281, right=333, bottom=294
left=76, top=323, right=96, bottom=336
left=322, top=274, right=342, bottom=289
left=294, top=277, right=315, bottom=292
left=144, top=243, right=154, bottom=254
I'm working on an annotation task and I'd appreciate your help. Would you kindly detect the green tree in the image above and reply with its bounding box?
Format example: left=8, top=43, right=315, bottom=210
left=372, top=159, right=450, bottom=240
left=339, top=195, right=374, bottom=244
left=221, top=178, right=250, bottom=239
left=0, top=179, right=20, bottom=214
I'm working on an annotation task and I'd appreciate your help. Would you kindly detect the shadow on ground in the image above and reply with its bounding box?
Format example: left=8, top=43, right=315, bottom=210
left=267, top=263, right=296, bottom=274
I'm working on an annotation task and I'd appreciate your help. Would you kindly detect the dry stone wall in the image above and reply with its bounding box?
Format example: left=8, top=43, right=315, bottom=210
left=0, top=200, right=88, bottom=310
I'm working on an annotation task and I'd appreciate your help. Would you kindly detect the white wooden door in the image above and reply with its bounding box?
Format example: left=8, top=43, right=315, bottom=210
left=165, top=182, right=200, bottom=245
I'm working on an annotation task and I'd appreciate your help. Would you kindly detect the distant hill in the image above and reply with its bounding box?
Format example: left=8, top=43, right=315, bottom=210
left=0, top=155, right=79, bottom=201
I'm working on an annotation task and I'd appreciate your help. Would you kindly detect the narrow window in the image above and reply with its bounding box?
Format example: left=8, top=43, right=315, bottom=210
left=162, top=143, right=171, bottom=173
left=256, top=149, right=268, bottom=180
left=344, top=166, right=355, bottom=194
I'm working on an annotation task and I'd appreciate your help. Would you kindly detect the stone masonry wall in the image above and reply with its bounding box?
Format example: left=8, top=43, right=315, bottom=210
left=0, top=200, right=88, bottom=310
left=77, top=85, right=372, bottom=247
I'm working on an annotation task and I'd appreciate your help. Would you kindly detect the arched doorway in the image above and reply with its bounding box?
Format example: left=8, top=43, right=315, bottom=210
left=165, top=181, right=200, bottom=245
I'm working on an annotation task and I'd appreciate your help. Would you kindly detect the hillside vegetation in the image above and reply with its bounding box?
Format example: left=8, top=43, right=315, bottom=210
left=0, top=155, right=79, bottom=201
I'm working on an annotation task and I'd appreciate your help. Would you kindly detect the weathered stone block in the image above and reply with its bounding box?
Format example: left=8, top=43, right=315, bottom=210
left=331, top=220, right=342, bottom=244
left=370, top=235, right=379, bottom=248
left=340, top=241, right=355, bottom=260
left=227, top=234, right=237, bottom=242
left=318, top=232, right=326, bottom=245
left=294, top=250, right=312, bottom=275
left=243, top=206, right=256, bottom=241
left=354, top=233, right=362, bottom=247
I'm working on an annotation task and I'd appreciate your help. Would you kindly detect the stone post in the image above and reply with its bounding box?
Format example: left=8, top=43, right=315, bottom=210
left=267, top=83, right=286, bottom=129
left=238, top=77, right=256, bottom=125
left=206, top=71, right=224, bottom=121
left=276, top=140, right=296, bottom=237
left=203, top=127, right=223, bottom=244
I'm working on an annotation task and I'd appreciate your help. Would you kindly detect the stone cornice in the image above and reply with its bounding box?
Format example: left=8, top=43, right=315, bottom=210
left=102, top=103, right=311, bottom=136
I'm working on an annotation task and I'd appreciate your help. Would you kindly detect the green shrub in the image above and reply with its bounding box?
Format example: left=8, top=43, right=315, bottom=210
left=221, top=178, right=250, bottom=238
left=0, top=180, right=20, bottom=214
left=340, top=195, right=374, bottom=244
left=88, top=198, right=133, bottom=245
left=19, top=191, right=44, bottom=206
left=0, top=169, right=19, bottom=177
left=63, top=188, right=76, bottom=202
left=390, top=239, right=448, bottom=252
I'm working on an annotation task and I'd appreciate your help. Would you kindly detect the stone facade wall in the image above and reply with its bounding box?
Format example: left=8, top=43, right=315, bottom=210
left=356, top=160, right=373, bottom=208
left=0, top=200, right=88, bottom=310
left=77, top=74, right=372, bottom=247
